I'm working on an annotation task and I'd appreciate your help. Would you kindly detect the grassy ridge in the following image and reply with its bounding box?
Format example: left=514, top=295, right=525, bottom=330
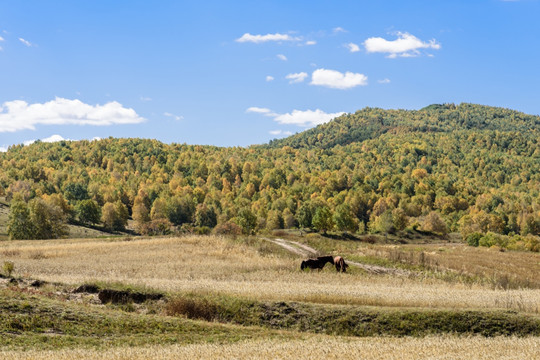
left=0, top=288, right=286, bottom=350
left=166, top=293, right=540, bottom=337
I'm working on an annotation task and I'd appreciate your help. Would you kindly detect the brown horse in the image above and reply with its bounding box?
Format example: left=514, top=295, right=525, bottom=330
left=300, top=256, right=334, bottom=271
left=334, top=256, right=348, bottom=273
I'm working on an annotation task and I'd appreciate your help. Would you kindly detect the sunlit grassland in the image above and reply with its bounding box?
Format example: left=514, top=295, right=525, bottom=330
left=1, top=235, right=539, bottom=313
left=2, top=336, right=539, bottom=360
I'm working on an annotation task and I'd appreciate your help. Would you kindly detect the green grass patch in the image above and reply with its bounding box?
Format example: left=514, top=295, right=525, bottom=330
left=0, top=288, right=288, bottom=350
left=166, top=292, right=540, bottom=337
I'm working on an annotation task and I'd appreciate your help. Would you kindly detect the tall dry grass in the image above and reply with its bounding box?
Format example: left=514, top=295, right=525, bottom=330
left=1, top=236, right=539, bottom=313
left=1, top=336, right=539, bottom=360
left=363, top=243, right=540, bottom=288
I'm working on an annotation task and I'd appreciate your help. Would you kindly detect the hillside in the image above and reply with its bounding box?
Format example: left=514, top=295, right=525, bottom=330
left=0, top=103, right=538, bottom=245
left=267, top=103, right=540, bottom=149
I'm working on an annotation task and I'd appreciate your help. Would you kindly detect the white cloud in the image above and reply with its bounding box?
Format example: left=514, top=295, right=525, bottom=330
left=43, top=134, right=68, bottom=142
left=266, top=75, right=274, bottom=82
left=0, top=97, right=145, bottom=133
left=285, top=72, right=308, bottom=84
left=246, top=107, right=278, bottom=117
left=345, top=42, right=360, bottom=53
left=164, top=112, right=183, bottom=121
left=0, top=146, right=8, bottom=152
left=277, top=54, right=287, bottom=61
left=19, top=37, right=32, bottom=47
left=274, top=109, right=345, bottom=127
left=248, top=106, right=344, bottom=127
left=378, top=78, right=391, bottom=84
left=140, top=96, right=152, bottom=102
left=23, top=134, right=70, bottom=146
left=333, top=27, right=347, bottom=34
left=310, top=68, right=368, bottom=89
left=236, top=33, right=300, bottom=43
left=364, top=32, right=440, bottom=58
left=305, top=40, right=316, bottom=45
left=269, top=130, right=293, bottom=136
left=0, top=36, right=4, bottom=41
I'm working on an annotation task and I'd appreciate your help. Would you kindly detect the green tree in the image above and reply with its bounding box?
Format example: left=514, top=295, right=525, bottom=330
left=236, top=208, right=257, bottom=235
left=28, top=198, right=68, bottom=239
left=296, top=202, right=313, bottom=229
left=266, top=210, right=284, bottom=230
left=369, top=210, right=395, bottom=234
left=333, top=204, right=358, bottom=232
left=113, top=200, right=129, bottom=230
left=167, top=196, right=195, bottom=225
left=76, top=199, right=101, bottom=225
left=7, top=195, right=35, bottom=240
left=312, top=206, right=334, bottom=234
left=194, top=204, right=217, bottom=228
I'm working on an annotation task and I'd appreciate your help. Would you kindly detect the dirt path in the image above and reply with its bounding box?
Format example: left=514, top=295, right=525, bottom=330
left=266, top=238, right=411, bottom=276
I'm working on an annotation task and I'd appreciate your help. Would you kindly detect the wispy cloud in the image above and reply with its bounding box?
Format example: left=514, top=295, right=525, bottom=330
left=19, top=37, right=33, bottom=47
left=246, top=107, right=278, bottom=117
left=286, top=72, right=308, bottom=84
left=0, top=97, right=145, bottom=132
left=364, top=32, right=440, bottom=58
left=269, top=129, right=293, bottom=136
left=236, top=33, right=301, bottom=44
left=266, top=75, right=274, bottom=82
left=333, top=27, right=347, bottom=34
left=277, top=54, right=287, bottom=61
left=248, top=106, right=344, bottom=127
left=305, top=40, right=316, bottom=45
left=310, top=68, right=368, bottom=89
left=345, top=42, right=360, bottom=53
left=164, top=112, right=183, bottom=121
left=378, top=78, right=391, bottom=84
left=140, top=96, right=152, bottom=102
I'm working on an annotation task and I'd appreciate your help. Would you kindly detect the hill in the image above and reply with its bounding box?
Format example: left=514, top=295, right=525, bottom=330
left=267, top=103, right=540, bottom=149
left=0, top=103, right=538, bottom=245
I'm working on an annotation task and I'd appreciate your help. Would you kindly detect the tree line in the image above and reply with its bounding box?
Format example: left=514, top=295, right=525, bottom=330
left=1, top=104, right=538, bottom=250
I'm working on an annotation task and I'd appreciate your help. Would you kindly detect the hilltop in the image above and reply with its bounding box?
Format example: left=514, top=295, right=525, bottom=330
left=267, top=103, right=540, bottom=149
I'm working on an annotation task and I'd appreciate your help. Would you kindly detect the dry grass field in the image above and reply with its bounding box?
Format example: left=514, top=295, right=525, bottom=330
left=1, top=235, right=539, bottom=313
left=1, top=234, right=540, bottom=358
left=2, top=336, right=539, bottom=360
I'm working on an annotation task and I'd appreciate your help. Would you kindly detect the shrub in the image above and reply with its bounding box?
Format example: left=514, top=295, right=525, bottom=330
left=165, top=297, right=221, bottom=321
left=466, top=232, right=483, bottom=247
left=3, top=261, right=14, bottom=277
left=524, top=235, right=540, bottom=252
left=213, top=221, right=243, bottom=236
left=194, top=226, right=211, bottom=235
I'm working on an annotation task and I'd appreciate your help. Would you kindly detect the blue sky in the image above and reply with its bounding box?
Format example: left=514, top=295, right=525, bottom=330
left=1, top=0, right=539, bottom=149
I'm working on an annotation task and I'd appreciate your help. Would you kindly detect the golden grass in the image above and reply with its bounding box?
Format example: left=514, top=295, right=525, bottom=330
left=363, top=243, right=540, bottom=288
left=1, top=236, right=539, bottom=313
left=1, top=336, right=539, bottom=359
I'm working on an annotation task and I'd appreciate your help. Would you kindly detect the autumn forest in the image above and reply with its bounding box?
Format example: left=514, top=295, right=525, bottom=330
left=1, top=103, right=539, bottom=251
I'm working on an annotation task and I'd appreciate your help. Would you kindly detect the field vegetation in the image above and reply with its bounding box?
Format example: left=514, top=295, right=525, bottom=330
left=1, top=234, right=539, bottom=357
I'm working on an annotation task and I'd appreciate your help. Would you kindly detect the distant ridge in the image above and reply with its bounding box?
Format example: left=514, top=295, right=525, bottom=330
left=267, top=103, right=540, bottom=149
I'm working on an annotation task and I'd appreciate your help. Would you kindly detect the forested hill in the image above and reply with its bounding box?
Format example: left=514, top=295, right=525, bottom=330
left=267, top=103, right=540, bottom=149
left=0, top=103, right=539, bottom=248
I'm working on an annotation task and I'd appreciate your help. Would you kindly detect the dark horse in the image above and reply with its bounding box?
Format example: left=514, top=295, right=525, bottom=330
left=300, top=256, right=334, bottom=271
left=333, top=256, right=349, bottom=273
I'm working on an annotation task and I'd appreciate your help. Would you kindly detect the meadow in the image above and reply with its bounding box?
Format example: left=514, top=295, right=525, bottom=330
left=1, top=234, right=539, bottom=358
